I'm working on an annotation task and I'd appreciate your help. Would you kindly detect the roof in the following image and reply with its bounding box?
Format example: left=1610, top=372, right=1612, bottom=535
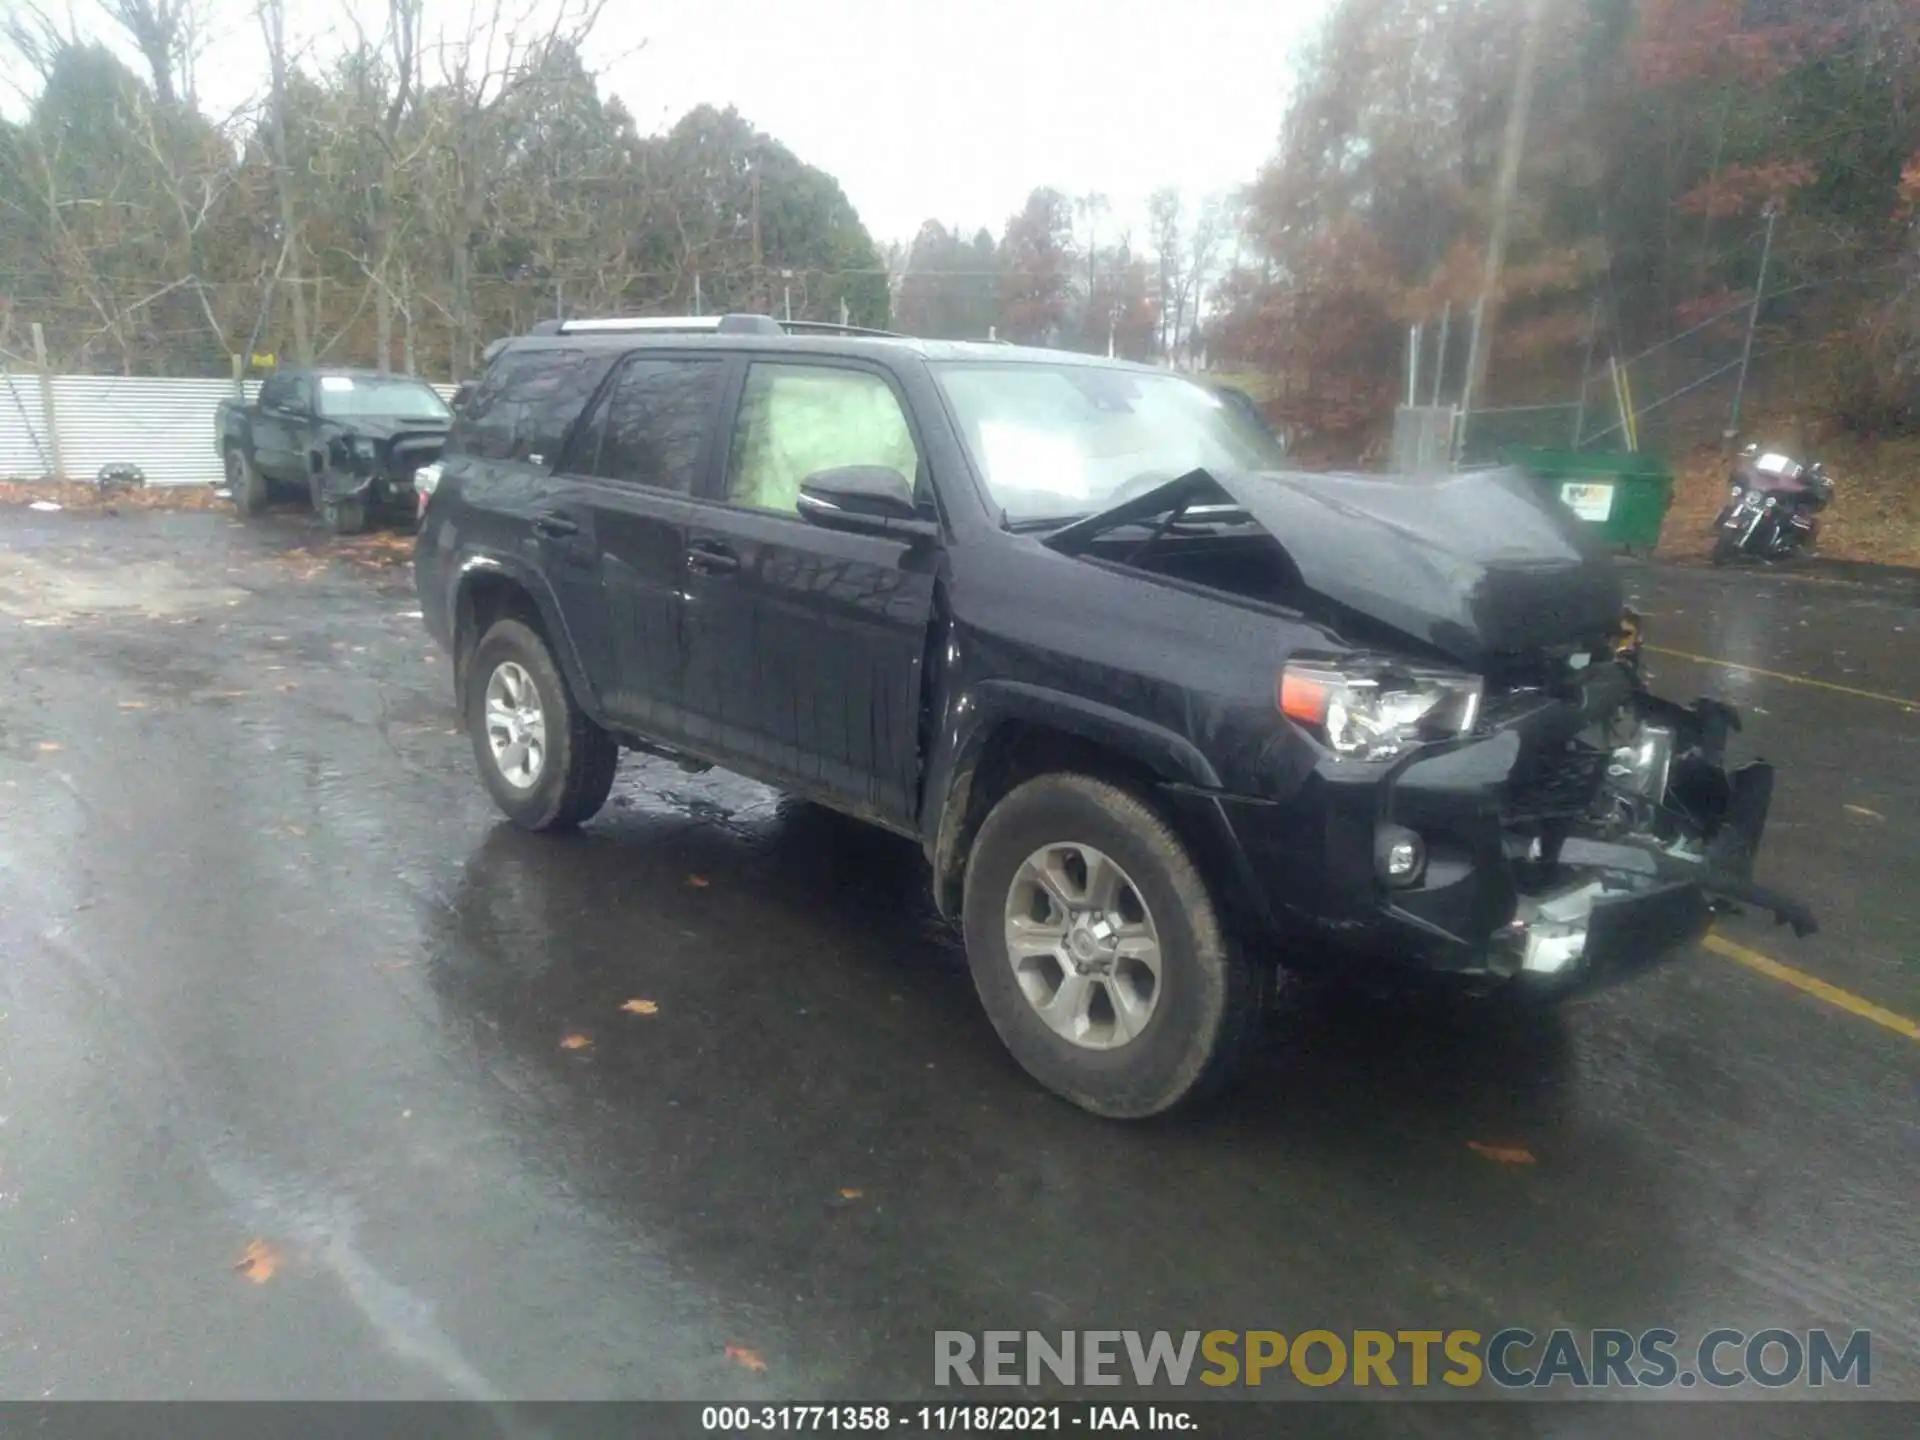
left=495, top=324, right=1167, bottom=376
left=271, top=366, right=442, bottom=383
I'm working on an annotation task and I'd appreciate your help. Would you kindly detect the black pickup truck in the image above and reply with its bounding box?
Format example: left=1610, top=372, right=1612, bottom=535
left=215, top=367, right=452, bottom=533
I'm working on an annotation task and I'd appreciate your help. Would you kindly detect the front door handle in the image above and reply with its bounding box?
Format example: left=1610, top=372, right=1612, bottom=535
left=687, top=540, right=740, bottom=575
left=533, top=512, right=579, bottom=539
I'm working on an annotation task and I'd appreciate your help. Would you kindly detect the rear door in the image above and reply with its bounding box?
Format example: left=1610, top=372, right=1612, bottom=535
left=681, top=357, right=938, bottom=827
left=561, top=351, right=733, bottom=743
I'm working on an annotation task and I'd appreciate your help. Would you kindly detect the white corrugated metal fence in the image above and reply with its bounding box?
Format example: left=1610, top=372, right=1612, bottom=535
left=0, top=372, right=456, bottom=486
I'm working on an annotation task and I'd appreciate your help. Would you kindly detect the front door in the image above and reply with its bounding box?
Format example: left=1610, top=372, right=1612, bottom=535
left=558, top=351, right=732, bottom=744
left=252, top=373, right=306, bottom=483
left=681, top=358, right=938, bottom=828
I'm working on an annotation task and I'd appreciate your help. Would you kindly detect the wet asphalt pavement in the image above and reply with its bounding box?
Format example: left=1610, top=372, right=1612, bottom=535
left=0, top=507, right=1915, bottom=1431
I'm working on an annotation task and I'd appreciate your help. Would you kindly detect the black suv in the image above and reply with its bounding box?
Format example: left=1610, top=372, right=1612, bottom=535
left=415, top=313, right=1810, bottom=1118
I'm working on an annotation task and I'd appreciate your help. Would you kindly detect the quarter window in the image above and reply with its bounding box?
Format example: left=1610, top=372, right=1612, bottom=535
left=455, top=348, right=613, bottom=465
left=575, top=358, right=725, bottom=494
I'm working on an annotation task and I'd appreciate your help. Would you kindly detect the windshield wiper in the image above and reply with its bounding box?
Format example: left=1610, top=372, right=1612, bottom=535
left=1005, top=513, right=1091, bottom=533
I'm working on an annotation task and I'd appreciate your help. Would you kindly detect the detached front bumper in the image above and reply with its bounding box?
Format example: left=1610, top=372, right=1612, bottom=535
left=1497, top=860, right=1711, bottom=999
left=1196, top=696, right=1812, bottom=999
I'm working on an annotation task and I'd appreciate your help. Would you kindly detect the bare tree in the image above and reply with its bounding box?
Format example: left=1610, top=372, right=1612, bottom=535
left=422, top=0, right=610, bottom=376
left=258, top=0, right=311, bottom=362
left=98, top=0, right=206, bottom=107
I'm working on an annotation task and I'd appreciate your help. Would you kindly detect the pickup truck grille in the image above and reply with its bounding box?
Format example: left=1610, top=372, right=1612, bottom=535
left=1502, top=742, right=1605, bottom=823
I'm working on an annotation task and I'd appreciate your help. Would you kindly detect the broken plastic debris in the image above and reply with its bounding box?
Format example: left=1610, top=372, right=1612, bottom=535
left=28, top=500, right=61, bottom=512
left=213, top=487, right=233, bottom=499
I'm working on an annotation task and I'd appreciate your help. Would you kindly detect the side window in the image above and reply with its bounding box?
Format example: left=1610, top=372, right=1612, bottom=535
left=454, top=348, right=613, bottom=464
left=724, top=363, right=919, bottom=515
left=258, top=374, right=286, bottom=410
left=286, top=375, right=313, bottom=413
left=575, top=358, right=724, bottom=494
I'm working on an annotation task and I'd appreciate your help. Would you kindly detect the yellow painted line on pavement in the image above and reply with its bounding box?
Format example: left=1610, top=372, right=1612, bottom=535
left=1704, top=932, right=1920, bottom=1043
left=1644, top=645, right=1918, bottom=710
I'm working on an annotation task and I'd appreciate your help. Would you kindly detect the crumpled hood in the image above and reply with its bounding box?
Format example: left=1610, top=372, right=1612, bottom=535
left=1044, top=466, right=1625, bottom=665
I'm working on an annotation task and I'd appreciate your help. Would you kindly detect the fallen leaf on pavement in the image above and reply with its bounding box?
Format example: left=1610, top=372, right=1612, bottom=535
left=118, top=700, right=147, bottom=710
left=560, top=1033, right=592, bottom=1051
left=35, top=741, right=61, bottom=752
left=725, top=1344, right=768, bottom=1373
left=1843, top=804, right=1885, bottom=821
left=234, top=1239, right=279, bottom=1283
left=839, top=1187, right=864, bottom=1200
left=686, top=875, right=711, bottom=888
left=1467, top=1142, right=1537, bottom=1166
left=620, top=998, right=660, bottom=1015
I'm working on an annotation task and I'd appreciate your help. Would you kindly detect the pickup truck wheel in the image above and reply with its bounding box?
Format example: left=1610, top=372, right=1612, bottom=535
left=226, top=448, right=267, bottom=517
left=323, top=495, right=368, bottom=535
left=962, top=773, right=1266, bottom=1119
left=466, top=618, right=618, bottom=832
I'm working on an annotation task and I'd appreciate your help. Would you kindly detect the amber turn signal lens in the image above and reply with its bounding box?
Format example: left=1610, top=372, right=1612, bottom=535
left=1279, top=670, right=1330, bottom=724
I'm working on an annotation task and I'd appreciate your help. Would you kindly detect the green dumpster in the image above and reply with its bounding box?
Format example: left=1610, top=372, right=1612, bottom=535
left=1500, top=447, right=1675, bottom=555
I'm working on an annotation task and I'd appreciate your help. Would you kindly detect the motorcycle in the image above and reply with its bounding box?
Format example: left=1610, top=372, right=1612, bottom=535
left=1712, top=445, right=1834, bottom=564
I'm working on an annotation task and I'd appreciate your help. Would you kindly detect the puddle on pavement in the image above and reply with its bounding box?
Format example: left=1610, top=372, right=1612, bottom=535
left=0, top=551, right=248, bottom=621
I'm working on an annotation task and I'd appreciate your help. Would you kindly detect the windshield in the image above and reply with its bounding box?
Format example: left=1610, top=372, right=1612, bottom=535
left=931, top=362, right=1285, bottom=523
left=315, top=375, right=451, bottom=422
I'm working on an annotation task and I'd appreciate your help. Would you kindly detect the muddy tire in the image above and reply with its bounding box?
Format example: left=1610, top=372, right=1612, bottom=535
left=961, top=773, right=1267, bottom=1119
left=323, top=496, right=368, bottom=535
left=465, top=617, right=618, bottom=832
left=226, top=447, right=267, bottom=517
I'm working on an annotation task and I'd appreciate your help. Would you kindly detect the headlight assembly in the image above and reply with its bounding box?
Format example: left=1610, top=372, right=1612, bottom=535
left=1278, top=658, right=1483, bottom=761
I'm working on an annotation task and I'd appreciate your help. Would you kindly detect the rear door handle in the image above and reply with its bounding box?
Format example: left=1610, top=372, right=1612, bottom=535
left=533, top=512, right=579, bottom=539
left=687, top=540, right=740, bottom=575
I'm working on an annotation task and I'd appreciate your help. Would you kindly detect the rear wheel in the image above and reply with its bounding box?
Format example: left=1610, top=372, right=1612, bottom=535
left=226, top=447, right=267, bottom=517
left=465, top=617, right=618, bottom=831
left=961, top=773, right=1267, bottom=1118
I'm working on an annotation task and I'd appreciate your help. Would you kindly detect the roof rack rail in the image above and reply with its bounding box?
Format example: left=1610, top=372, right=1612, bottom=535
left=778, top=319, right=906, bottom=339
left=528, top=313, right=786, bottom=337
left=526, top=313, right=911, bottom=341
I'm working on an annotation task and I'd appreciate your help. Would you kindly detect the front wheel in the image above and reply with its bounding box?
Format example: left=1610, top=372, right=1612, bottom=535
left=1711, top=528, right=1742, bottom=565
left=961, top=773, right=1268, bottom=1118
left=226, top=447, right=267, bottom=517
left=323, top=496, right=368, bottom=535
left=465, top=617, right=619, bottom=831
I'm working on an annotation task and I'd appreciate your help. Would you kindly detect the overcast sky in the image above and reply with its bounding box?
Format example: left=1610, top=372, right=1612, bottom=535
left=4, top=0, right=1326, bottom=246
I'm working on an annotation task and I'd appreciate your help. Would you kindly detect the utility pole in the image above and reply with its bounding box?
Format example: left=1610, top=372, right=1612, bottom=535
left=1727, top=204, right=1778, bottom=440
left=750, top=158, right=764, bottom=314
left=1457, top=0, right=1548, bottom=426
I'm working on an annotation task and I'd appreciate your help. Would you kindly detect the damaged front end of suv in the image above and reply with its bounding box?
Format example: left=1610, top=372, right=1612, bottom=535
left=1043, top=465, right=1815, bottom=998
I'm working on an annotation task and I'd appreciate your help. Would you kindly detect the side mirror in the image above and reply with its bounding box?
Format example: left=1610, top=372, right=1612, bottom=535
left=796, top=466, right=936, bottom=539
